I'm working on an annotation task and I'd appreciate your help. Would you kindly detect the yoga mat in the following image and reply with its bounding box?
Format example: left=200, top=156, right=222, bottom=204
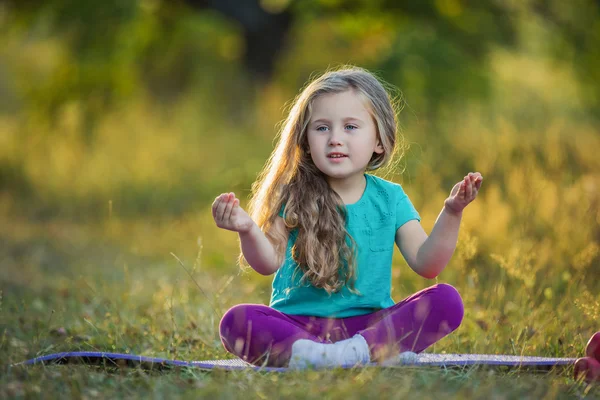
left=16, top=352, right=576, bottom=372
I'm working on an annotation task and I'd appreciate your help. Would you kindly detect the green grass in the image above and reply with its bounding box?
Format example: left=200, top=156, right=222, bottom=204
left=1, top=366, right=591, bottom=399
left=1, top=212, right=599, bottom=399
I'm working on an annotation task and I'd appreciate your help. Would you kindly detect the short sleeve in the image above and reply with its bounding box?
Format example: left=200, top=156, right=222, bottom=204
left=395, top=185, right=420, bottom=230
left=279, top=203, right=286, bottom=218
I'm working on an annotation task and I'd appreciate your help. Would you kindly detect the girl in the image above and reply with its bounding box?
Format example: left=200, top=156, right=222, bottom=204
left=212, top=67, right=483, bottom=368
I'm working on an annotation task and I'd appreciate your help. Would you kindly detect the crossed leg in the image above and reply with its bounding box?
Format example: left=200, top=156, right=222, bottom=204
left=219, top=303, right=326, bottom=367
left=357, top=283, right=464, bottom=361
left=219, top=283, right=464, bottom=367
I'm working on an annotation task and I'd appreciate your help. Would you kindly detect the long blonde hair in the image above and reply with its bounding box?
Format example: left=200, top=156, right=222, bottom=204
left=244, top=66, right=402, bottom=293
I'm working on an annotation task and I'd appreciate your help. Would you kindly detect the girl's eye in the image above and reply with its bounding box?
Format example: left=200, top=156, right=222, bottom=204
left=316, top=126, right=328, bottom=132
left=345, top=125, right=358, bottom=130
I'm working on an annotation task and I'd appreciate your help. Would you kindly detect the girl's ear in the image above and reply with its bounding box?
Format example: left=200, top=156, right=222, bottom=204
left=374, top=141, right=384, bottom=154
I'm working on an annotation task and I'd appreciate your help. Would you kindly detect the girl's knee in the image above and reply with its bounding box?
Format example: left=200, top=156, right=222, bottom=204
left=219, top=304, right=271, bottom=337
left=220, top=304, right=242, bottom=332
left=434, top=283, right=463, bottom=305
left=433, top=283, right=464, bottom=329
left=220, top=304, right=251, bottom=337
left=220, top=304, right=265, bottom=355
left=219, top=304, right=285, bottom=364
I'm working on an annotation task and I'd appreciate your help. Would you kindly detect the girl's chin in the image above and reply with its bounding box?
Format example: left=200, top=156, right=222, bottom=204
left=324, top=172, right=363, bottom=181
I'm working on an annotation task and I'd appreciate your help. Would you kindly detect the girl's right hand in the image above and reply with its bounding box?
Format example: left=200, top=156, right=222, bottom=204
left=212, top=192, right=255, bottom=233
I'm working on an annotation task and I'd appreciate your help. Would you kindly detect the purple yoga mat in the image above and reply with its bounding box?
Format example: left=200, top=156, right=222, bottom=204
left=17, top=352, right=576, bottom=372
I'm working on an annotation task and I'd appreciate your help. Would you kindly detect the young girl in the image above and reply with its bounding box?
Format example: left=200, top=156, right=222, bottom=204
left=212, top=67, right=483, bottom=368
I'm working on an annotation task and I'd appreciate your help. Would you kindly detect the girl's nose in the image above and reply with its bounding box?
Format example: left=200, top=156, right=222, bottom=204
left=328, top=128, right=343, bottom=146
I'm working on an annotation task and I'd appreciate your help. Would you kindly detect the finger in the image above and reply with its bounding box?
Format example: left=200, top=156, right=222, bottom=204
left=468, top=172, right=477, bottom=185
left=230, top=198, right=241, bottom=219
left=450, top=182, right=459, bottom=197
left=456, top=179, right=467, bottom=199
left=223, top=193, right=236, bottom=221
left=212, top=194, right=224, bottom=220
left=474, top=175, right=483, bottom=191
left=216, top=193, right=231, bottom=221
left=465, top=176, right=473, bottom=199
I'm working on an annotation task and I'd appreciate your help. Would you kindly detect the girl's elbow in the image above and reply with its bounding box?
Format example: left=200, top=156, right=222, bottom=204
left=420, top=270, right=440, bottom=280
left=415, top=252, right=451, bottom=279
left=415, top=262, right=443, bottom=279
left=418, top=270, right=440, bottom=279
left=253, top=261, right=281, bottom=276
left=256, top=268, right=277, bottom=276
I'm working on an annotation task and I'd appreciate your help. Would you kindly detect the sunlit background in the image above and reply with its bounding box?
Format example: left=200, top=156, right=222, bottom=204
left=1, top=0, right=599, bottom=396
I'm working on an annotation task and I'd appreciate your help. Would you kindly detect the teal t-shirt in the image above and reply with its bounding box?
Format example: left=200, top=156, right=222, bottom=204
left=270, top=174, right=421, bottom=318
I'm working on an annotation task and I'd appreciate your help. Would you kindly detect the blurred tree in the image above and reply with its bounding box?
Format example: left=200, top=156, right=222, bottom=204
left=1, top=0, right=144, bottom=142
left=530, top=0, right=600, bottom=113
left=184, top=0, right=293, bottom=79
left=1, top=0, right=599, bottom=143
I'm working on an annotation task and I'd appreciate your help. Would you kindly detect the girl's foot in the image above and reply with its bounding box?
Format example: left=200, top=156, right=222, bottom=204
left=288, top=334, right=370, bottom=369
left=574, top=357, right=600, bottom=383
left=586, top=332, right=600, bottom=361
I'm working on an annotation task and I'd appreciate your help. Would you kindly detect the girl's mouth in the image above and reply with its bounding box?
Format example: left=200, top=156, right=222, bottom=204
left=327, top=153, right=347, bottom=158
left=327, top=153, right=347, bottom=163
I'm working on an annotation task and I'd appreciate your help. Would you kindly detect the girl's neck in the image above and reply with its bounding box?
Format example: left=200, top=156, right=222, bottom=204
left=327, top=173, right=367, bottom=205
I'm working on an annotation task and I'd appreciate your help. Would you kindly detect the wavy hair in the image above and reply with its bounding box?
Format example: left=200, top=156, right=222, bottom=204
left=243, top=66, right=403, bottom=293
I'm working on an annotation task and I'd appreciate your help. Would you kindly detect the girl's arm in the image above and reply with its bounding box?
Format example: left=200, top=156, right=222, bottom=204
left=238, top=217, right=287, bottom=275
left=212, top=192, right=287, bottom=276
left=395, top=173, right=483, bottom=279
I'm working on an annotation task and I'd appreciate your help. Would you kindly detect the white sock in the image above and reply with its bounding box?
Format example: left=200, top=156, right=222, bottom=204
left=288, top=334, right=371, bottom=369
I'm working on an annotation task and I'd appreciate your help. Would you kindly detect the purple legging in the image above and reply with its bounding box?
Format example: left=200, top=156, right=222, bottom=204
left=219, top=283, right=464, bottom=367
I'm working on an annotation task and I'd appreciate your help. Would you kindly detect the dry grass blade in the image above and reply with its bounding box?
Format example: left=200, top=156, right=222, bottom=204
left=170, top=252, right=219, bottom=317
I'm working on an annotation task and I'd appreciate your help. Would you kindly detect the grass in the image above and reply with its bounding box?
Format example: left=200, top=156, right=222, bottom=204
left=1, top=206, right=599, bottom=399
left=1, top=365, right=591, bottom=399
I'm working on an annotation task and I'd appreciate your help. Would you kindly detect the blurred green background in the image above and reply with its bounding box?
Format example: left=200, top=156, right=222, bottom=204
left=1, top=0, right=600, bottom=397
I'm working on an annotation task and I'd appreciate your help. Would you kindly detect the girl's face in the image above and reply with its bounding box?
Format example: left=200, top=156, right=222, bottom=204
left=306, top=90, right=384, bottom=184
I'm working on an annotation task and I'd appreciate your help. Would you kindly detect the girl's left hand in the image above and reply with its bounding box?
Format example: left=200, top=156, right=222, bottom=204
left=444, top=172, right=483, bottom=215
